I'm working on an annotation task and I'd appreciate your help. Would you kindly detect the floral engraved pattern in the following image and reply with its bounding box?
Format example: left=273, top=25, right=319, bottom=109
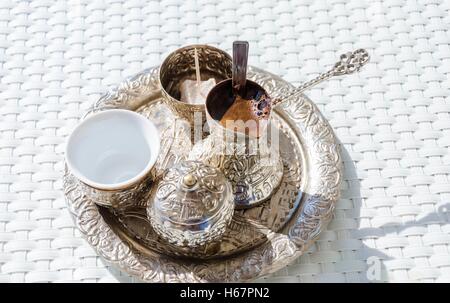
left=63, top=65, right=341, bottom=282
left=189, top=127, right=284, bottom=208
left=159, top=45, right=232, bottom=124
left=147, top=161, right=234, bottom=248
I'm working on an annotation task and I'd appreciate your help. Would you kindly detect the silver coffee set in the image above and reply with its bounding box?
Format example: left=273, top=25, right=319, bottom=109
left=64, top=43, right=369, bottom=279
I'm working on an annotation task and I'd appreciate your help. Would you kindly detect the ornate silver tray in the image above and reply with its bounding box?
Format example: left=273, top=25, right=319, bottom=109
left=64, top=66, right=342, bottom=282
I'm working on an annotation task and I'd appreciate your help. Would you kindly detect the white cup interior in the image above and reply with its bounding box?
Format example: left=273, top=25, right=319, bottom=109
left=65, top=109, right=160, bottom=190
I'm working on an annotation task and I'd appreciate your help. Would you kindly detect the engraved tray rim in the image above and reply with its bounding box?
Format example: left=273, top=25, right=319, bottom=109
left=64, top=65, right=342, bottom=282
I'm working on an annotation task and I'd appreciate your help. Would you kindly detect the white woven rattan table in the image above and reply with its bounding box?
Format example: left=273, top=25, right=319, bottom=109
left=1, top=0, right=449, bottom=283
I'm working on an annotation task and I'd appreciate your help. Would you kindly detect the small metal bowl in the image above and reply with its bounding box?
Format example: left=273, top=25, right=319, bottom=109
left=147, top=160, right=234, bottom=248
left=159, top=44, right=232, bottom=125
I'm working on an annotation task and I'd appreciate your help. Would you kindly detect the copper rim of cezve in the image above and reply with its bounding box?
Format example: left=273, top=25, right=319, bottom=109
left=205, top=78, right=272, bottom=139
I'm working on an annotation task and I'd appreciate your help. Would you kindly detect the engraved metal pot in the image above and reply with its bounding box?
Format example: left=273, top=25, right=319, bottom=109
left=159, top=44, right=232, bottom=125
left=189, top=80, right=284, bottom=209
left=147, top=160, right=234, bottom=249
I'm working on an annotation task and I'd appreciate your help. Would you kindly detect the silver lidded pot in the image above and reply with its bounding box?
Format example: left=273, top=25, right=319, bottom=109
left=147, top=161, right=234, bottom=248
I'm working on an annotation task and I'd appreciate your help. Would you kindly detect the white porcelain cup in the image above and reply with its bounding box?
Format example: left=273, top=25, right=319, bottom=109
left=65, top=109, right=160, bottom=208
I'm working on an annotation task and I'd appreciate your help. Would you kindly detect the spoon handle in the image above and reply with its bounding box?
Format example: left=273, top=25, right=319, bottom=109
left=272, top=49, right=370, bottom=106
left=232, top=41, right=249, bottom=96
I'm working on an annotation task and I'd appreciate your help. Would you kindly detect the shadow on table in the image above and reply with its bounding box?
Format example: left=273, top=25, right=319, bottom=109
left=334, top=145, right=449, bottom=282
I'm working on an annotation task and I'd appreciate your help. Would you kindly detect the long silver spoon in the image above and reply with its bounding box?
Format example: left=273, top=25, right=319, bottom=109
left=271, top=48, right=370, bottom=106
